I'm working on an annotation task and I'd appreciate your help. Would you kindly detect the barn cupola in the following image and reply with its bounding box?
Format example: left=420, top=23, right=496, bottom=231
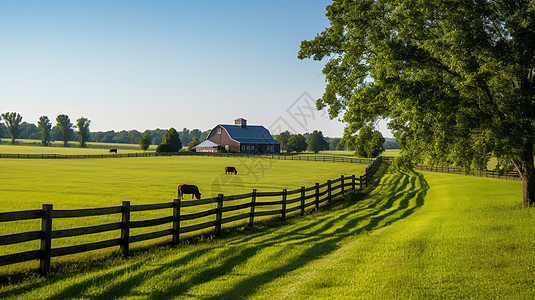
left=235, top=118, right=247, bottom=128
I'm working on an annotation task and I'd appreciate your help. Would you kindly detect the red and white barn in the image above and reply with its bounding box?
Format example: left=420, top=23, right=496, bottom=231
left=195, top=118, right=280, bottom=154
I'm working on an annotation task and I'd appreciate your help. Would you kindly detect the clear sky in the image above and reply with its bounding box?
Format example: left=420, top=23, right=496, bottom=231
left=0, top=0, right=392, bottom=138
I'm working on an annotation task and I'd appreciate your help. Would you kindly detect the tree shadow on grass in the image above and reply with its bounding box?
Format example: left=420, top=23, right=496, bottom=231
left=1, top=168, right=429, bottom=299
left=151, top=170, right=429, bottom=299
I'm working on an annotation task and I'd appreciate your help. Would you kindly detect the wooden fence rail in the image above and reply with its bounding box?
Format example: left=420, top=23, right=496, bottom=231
left=0, top=158, right=383, bottom=276
left=413, top=164, right=521, bottom=180
left=0, top=152, right=374, bottom=164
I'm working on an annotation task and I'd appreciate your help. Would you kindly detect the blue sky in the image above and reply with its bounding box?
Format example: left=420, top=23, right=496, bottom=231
left=0, top=0, right=392, bottom=137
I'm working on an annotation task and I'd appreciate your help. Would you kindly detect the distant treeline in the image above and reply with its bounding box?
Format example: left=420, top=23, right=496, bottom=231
left=0, top=122, right=210, bottom=147
left=0, top=119, right=398, bottom=150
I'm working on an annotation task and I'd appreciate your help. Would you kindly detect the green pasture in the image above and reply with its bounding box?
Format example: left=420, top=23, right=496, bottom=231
left=0, top=154, right=367, bottom=274
left=0, top=140, right=155, bottom=154
left=1, top=167, right=532, bottom=298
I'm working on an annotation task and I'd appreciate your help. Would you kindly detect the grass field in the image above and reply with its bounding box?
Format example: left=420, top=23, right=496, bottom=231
left=1, top=167, right=532, bottom=298
left=0, top=153, right=368, bottom=275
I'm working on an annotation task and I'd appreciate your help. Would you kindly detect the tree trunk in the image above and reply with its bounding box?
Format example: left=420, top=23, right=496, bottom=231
left=512, top=145, right=535, bottom=209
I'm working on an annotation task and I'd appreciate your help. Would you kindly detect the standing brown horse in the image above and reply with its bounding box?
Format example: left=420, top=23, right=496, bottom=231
left=178, top=184, right=201, bottom=200
left=225, top=166, right=237, bottom=174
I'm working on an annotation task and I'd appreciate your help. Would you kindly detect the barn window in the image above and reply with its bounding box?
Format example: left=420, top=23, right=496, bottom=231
left=241, top=145, right=245, bottom=150
left=217, top=128, right=221, bottom=134
left=251, top=145, right=255, bottom=150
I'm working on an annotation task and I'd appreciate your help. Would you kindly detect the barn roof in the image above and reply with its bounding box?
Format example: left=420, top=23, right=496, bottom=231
left=219, top=124, right=280, bottom=145
left=191, top=140, right=219, bottom=149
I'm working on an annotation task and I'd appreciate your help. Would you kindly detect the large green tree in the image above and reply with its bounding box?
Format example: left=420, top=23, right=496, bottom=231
left=299, top=0, right=535, bottom=208
left=308, top=130, right=330, bottom=153
left=139, top=134, right=151, bottom=151
left=1, top=112, right=23, bottom=144
left=56, top=114, right=74, bottom=147
left=76, top=117, right=91, bottom=147
left=275, top=131, right=292, bottom=153
left=351, top=125, right=385, bottom=158
left=156, top=128, right=182, bottom=153
left=287, top=134, right=308, bottom=153
left=37, top=116, right=52, bottom=146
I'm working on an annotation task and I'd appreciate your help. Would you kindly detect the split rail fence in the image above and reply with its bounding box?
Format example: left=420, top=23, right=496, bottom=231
left=0, top=158, right=383, bottom=276
left=0, top=152, right=373, bottom=164
left=414, top=164, right=520, bottom=180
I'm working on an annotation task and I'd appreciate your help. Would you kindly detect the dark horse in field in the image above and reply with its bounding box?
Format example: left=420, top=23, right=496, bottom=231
left=109, top=148, right=118, bottom=154
left=225, top=166, right=237, bottom=175
left=178, top=184, right=201, bottom=200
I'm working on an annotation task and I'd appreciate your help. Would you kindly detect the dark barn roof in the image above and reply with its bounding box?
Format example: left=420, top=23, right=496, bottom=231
left=219, top=124, right=280, bottom=145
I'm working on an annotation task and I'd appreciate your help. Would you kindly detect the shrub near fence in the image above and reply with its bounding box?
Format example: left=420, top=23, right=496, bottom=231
left=0, top=158, right=383, bottom=276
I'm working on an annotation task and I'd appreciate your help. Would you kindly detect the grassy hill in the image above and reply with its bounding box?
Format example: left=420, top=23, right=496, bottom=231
left=1, top=166, right=533, bottom=298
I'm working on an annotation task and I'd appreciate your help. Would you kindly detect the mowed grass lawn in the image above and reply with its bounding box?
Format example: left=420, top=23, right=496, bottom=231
left=2, top=166, right=534, bottom=298
left=0, top=155, right=367, bottom=275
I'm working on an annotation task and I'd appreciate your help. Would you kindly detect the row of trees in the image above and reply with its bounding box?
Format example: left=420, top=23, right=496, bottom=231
left=274, top=128, right=388, bottom=158
left=0, top=112, right=210, bottom=148
left=1, top=112, right=90, bottom=147
left=274, top=130, right=331, bottom=154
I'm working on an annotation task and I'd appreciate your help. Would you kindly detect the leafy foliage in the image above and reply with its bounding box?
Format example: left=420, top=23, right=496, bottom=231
left=139, top=134, right=151, bottom=151
left=308, top=130, right=330, bottom=153
left=76, top=117, right=91, bottom=147
left=188, top=136, right=200, bottom=150
left=287, top=134, right=308, bottom=153
left=299, top=0, right=535, bottom=206
left=156, top=128, right=182, bottom=153
left=37, top=116, right=52, bottom=146
left=1, top=112, right=23, bottom=144
left=352, top=126, right=385, bottom=158
left=56, top=114, right=74, bottom=147
left=274, top=131, right=291, bottom=152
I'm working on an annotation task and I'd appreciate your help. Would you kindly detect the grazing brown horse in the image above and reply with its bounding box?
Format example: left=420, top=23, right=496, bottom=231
left=109, top=148, right=118, bottom=154
left=178, top=184, right=201, bottom=200
left=225, top=166, right=237, bottom=175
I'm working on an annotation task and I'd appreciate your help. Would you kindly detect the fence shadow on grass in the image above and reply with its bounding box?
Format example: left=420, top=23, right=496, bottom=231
left=0, top=169, right=429, bottom=299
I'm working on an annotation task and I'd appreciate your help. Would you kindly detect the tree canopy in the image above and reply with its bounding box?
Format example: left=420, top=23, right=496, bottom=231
left=139, top=134, right=151, bottom=151
left=156, top=128, right=182, bottom=153
left=287, top=134, right=308, bottom=153
left=308, top=130, right=330, bottom=153
left=38, top=116, right=52, bottom=146
left=275, top=131, right=292, bottom=152
left=56, top=114, right=74, bottom=147
left=352, top=125, right=385, bottom=158
left=1, top=112, right=23, bottom=144
left=76, top=117, right=91, bottom=147
left=299, top=0, right=535, bottom=207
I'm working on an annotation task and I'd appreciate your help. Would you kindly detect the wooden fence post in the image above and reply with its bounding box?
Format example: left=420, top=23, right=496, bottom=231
left=173, top=198, right=180, bottom=245
left=341, top=175, right=345, bottom=194
left=215, top=194, right=224, bottom=235
left=300, top=187, right=305, bottom=216
left=39, top=204, right=53, bottom=276
left=249, top=190, right=256, bottom=227
left=282, top=189, right=287, bottom=220
left=359, top=175, right=363, bottom=190
left=121, top=201, right=130, bottom=257
left=315, top=183, right=320, bottom=211
left=352, top=175, right=356, bottom=191
left=328, top=180, right=332, bottom=203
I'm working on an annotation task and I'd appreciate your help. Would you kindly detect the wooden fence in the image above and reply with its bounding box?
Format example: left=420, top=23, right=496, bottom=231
left=0, top=158, right=383, bottom=276
left=0, top=152, right=373, bottom=164
left=414, top=164, right=521, bottom=180
left=379, top=156, right=521, bottom=181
